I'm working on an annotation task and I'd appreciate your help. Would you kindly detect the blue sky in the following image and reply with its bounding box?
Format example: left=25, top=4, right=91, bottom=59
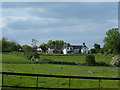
left=2, top=2, right=118, bottom=49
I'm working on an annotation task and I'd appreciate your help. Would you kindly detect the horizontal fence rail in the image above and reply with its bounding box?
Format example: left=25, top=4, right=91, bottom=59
left=1, top=72, right=120, bottom=80
left=0, top=72, right=120, bottom=90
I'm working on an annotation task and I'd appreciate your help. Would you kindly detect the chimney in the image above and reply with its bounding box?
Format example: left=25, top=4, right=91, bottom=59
left=83, top=43, right=85, bottom=46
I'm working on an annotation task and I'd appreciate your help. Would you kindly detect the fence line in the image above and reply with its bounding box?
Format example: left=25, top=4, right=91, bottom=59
left=0, top=72, right=120, bottom=90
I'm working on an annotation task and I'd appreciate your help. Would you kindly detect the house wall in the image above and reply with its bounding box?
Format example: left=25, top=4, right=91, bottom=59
left=74, top=49, right=80, bottom=54
left=63, top=47, right=74, bottom=54
left=48, top=48, right=54, bottom=54
left=63, top=48, right=67, bottom=54
left=81, top=47, right=89, bottom=54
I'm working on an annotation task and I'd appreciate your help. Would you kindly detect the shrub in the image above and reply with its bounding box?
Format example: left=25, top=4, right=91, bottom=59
left=25, top=52, right=40, bottom=60
left=86, top=55, right=96, bottom=66
left=25, top=52, right=33, bottom=60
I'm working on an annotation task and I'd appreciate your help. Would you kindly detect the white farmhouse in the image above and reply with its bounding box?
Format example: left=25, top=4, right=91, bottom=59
left=46, top=43, right=89, bottom=54
left=63, top=43, right=89, bottom=54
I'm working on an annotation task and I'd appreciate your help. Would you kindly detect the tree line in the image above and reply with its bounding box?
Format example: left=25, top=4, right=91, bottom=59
left=1, top=28, right=120, bottom=55
left=0, top=37, right=22, bottom=52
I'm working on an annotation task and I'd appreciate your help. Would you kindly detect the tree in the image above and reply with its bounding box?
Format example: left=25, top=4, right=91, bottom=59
left=90, top=44, right=101, bottom=53
left=55, top=40, right=64, bottom=45
left=22, top=44, right=40, bottom=60
left=86, top=55, right=96, bottom=66
left=22, top=45, right=33, bottom=52
left=31, top=38, right=38, bottom=50
left=40, top=40, right=65, bottom=46
left=47, top=40, right=54, bottom=46
left=103, top=28, right=120, bottom=54
left=25, top=52, right=40, bottom=60
left=99, top=48, right=104, bottom=54
left=90, top=48, right=96, bottom=53
left=1, top=37, right=21, bottom=52
left=94, top=44, right=101, bottom=53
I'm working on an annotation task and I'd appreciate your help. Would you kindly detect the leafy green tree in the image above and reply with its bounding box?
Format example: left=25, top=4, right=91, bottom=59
left=55, top=40, right=64, bottom=45
left=90, top=48, right=96, bottom=53
left=22, top=44, right=40, bottom=60
left=99, top=48, right=104, bottom=54
left=25, top=52, right=40, bottom=60
left=1, top=37, right=8, bottom=51
left=47, top=40, right=54, bottom=46
left=94, top=44, right=101, bottom=53
left=40, top=40, right=65, bottom=46
left=22, top=45, right=33, bottom=52
left=1, top=37, right=21, bottom=52
left=104, top=28, right=120, bottom=54
left=90, top=44, right=101, bottom=53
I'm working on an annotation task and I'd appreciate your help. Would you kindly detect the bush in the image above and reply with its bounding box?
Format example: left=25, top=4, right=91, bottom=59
left=25, top=52, right=33, bottom=60
left=90, top=49, right=96, bottom=53
left=86, top=55, right=96, bottom=66
left=24, top=52, right=40, bottom=60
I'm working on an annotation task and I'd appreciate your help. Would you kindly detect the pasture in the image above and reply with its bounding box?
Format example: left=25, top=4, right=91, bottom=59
left=1, top=53, right=119, bottom=89
left=40, top=54, right=112, bottom=64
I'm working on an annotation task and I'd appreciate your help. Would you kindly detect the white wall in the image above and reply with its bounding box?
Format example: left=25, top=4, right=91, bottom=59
left=48, top=48, right=54, bottom=54
left=63, top=47, right=74, bottom=54
left=63, top=48, right=67, bottom=54
left=81, top=47, right=89, bottom=54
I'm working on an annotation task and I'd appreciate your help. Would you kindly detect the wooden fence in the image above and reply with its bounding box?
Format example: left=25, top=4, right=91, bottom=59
left=0, top=72, right=120, bottom=90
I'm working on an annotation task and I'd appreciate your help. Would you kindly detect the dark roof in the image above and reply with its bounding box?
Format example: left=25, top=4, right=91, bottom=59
left=38, top=46, right=48, bottom=52
left=48, top=45, right=63, bottom=50
left=71, top=45, right=82, bottom=49
left=63, top=43, right=71, bottom=48
left=48, top=43, right=88, bottom=50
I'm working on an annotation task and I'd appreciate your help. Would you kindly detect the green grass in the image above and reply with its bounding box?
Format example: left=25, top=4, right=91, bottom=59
left=2, top=53, right=35, bottom=64
left=1, top=53, right=119, bottom=89
left=2, top=64, right=119, bottom=88
left=2, top=64, right=118, bottom=77
left=40, top=54, right=112, bottom=64
left=2, top=53, right=112, bottom=65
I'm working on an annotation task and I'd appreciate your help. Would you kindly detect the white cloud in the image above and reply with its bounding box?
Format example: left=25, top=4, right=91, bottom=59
left=3, top=15, right=96, bottom=30
left=2, top=2, right=118, bottom=48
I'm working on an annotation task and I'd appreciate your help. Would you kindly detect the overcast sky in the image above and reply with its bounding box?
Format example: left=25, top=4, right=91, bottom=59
left=2, top=2, right=118, bottom=49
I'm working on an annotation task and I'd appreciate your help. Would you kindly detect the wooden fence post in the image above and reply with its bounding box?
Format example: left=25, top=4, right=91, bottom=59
left=36, top=76, right=38, bottom=90
left=2, top=74, right=4, bottom=87
left=69, top=78, right=71, bottom=88
left=98, top=79, right=101, bottom=90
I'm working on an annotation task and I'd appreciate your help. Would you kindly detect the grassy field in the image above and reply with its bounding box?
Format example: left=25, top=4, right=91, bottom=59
left=2, top=52, right=112, bottom=64
left=1, top=53, right=119, bottom=89
left=2, top=53, right=34, bottom=64
left=40, top=54, right=112, bottom=64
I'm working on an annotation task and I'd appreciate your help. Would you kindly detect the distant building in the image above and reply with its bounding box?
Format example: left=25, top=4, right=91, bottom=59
left=62, top=43, right=89, bottom=54
left=37, top=46, right=48, bottom=53
left=47, top=45, right=63, bottom=54
left=38, top=43, right=89, bottom=54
